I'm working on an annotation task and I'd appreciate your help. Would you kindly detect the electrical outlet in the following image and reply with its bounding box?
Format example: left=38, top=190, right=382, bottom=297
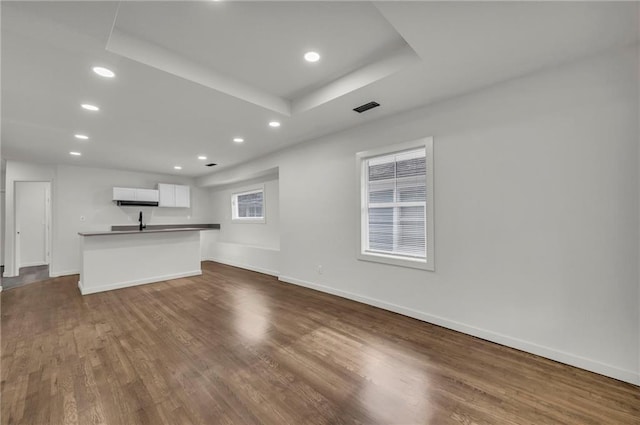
left=317, top=265, right=323, bottom=275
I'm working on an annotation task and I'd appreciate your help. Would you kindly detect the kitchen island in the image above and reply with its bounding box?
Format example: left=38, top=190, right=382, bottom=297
left=78, top=225, right=218, bottom=295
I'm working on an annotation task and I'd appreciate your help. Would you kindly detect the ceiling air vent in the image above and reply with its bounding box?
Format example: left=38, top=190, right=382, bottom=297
left=353, top=101, right=380, bottom=113
left=205, top=163, right=217, bottom=167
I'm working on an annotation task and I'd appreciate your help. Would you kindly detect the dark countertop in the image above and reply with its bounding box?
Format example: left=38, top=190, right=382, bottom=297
left=111, top=223, right=220, bottom=231
left=78, top=223, right=220, bottom=237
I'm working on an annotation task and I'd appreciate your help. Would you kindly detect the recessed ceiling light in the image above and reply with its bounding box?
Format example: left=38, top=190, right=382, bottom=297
left=304, top=51, right=320, bottom=63
left=233, top=138, right=244, bottom=143
left=174, top=166, right=182, bottom=170
left=70, top=151, right=82, bottom=156
left=268, top=121, right=281, bottom=128
left=74, top=134, right=89, bottom=140
left=92, top=66, right=115, bottom=78
left=198, top=155, right=207, bottom=160
left=81, top=103, right=99, bottom=111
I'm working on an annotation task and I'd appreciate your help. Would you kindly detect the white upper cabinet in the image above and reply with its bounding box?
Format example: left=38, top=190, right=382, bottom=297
left=158, top=184, right=175, bottom=207
left=174, top=185, right=190, bottom=208
left=136, top=189, right=160, bottom=202
left=113, top=187, right=159, bottom=202
left=158, top=184, right=190, bottom=208
left=113, top=187, right=137, bottom=201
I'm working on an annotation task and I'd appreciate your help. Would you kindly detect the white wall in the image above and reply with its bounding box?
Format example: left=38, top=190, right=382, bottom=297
left=210, top=175, right=280, bottom=249
left=52, top=164, right=214, bottom=276
left=199, top=47, right=639, bottom=384
left=207, top=174, right=280, bottom=275
left=16, top=181, right=49, bottom=268
left=3, top=161, right=55, bottom=277
left=637, top=21, right=640, bottom=390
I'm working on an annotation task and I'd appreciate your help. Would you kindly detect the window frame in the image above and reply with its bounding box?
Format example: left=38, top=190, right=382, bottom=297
left=231, top=185, right=266, bottom=223
left=356, top=137, right=434, bottom=271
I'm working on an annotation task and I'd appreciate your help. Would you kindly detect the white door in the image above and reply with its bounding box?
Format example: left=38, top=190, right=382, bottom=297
left=45, top=186, right=51, bottom=264
left=15, top=182, right=50, bottom=269
left=0, top=189, right=5, bottom=272
left=15, top=215, right=21, bottom=272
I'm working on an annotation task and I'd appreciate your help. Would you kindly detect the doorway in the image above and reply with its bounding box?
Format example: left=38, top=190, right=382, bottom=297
left=14, top=181, right=51, bottom=281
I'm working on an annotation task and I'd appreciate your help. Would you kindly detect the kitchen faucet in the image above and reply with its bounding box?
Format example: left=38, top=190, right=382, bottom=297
left=138, top=211, right=146, bottom=231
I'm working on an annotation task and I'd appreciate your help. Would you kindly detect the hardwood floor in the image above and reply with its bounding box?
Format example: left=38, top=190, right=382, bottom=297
left=1, top=261, right=638, bottom=424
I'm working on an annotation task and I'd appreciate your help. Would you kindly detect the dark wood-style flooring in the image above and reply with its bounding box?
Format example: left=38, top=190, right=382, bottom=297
left=1, top=261, right=638, bottom=424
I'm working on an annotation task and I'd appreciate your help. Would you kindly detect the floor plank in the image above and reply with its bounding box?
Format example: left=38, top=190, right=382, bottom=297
left=1, top=261, right=638, bottom=424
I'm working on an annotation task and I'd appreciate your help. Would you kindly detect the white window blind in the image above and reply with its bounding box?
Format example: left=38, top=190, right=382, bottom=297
left=232, top=188, right=264, bottom=221
left=364, top=147, right=427, bottom=260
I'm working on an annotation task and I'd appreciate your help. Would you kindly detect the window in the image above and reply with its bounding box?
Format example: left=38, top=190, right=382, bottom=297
left=232, top=186, right=265, bottom=223
left=357, top=137, right=434, bottom=270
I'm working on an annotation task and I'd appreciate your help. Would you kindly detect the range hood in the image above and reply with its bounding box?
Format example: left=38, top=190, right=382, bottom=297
left=113, top=187, right=159, bottom=207
left=115, top=200, right=159, bottom=207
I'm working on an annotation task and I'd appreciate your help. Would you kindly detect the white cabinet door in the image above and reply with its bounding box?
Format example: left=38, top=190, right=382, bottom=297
left=158, top=184, right=176, bottom=207
left=113, top=187, right=137, bottom=201
left=157, top=184, right=190, bottom=207
left=175, top=185, right=190, bottom=208
left=136, top=189, right=159, bottom=202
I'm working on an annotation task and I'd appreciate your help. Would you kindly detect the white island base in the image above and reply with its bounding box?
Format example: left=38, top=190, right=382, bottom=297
left=78, top=229, right=202, bottom=295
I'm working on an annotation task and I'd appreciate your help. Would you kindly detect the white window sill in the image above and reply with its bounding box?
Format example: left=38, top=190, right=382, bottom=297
left=357, top=251, right=434, bottom=271
left=231, top=218, right=265, bottom=224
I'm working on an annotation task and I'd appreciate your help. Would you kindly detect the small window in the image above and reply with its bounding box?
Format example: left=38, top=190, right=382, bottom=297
left=232, top=187, right=265, bottom=223
left=357, top=137, right=434, bottom=270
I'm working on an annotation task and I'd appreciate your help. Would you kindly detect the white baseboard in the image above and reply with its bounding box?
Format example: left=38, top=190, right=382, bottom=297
left=278, top=275, right=640, bottom=386
left=207, top=257, right=279, bottom=277
left=19, top=261, right=47, bottom=268
left=78, top=270, right=202, bottom=295
left=50, top=269, right=79, bottom=278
